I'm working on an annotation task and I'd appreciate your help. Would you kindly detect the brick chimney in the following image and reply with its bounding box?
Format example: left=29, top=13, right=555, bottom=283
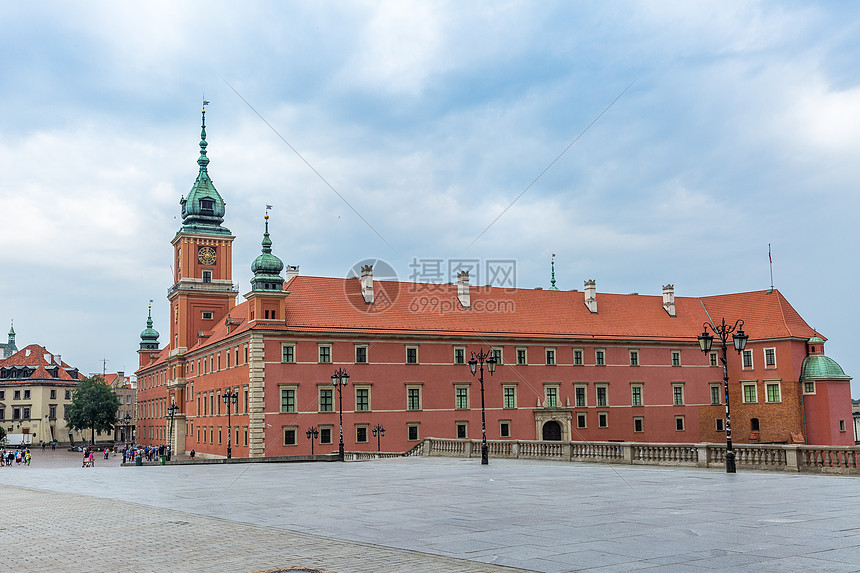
left=584, top=280, right=597, bottom=313
left=457, top=271, right=470, bottom=308
left=360, top=264, right=374, bottom=304
left=662, top=284, right=675, bottom=317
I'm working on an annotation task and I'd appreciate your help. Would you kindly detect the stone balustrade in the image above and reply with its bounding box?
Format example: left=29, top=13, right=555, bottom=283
left=406, top=438, right=860, bottom=474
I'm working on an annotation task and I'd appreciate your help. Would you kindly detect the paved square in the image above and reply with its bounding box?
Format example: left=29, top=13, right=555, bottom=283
left=1, top=450, right=859, bottom=572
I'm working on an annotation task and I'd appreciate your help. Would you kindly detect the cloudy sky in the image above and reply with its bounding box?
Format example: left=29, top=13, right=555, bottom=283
left=1, top=2, right=858, bottom=395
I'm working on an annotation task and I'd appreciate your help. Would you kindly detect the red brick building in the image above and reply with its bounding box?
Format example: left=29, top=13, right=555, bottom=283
left=135, top=111, right=853, bottom=458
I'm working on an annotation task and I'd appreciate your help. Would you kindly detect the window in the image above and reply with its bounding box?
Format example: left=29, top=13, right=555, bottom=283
left=574, top=385, right=586, bottom=408
left=672, top=384, right=684, bottom=406
left=596, top=385, right=608, bottom=407
left=709, top=352, right=718, bottom=367
left=716, top=418, right=724, bottom=432
left=407, top=386, right=422, bottom=411
left=803, top=381, right=815, bottom=394
left=14, top=390, right=20, bottom=400
left=280, top=387, right=296, bottom=413
left=631, top=384, right=643, bottom=406
left=598, top=412, right=608, bottom=428
left=406, top=346, right=418, bottom=364
left=454, top=347, right=465, bottom=365
left=491, top=348, right=503, bottom=365
left=355, top=345, right=367, bottom=363
left=545, top=348, right=555, bottom=365
left=12, top=407, right=20, bottom=420
left=573, top=349, right=583, bottom=365
left=455, top=386, right=469, bottom=409
left=516, top=348, right=527, bottom=365
left=456, top=422, right=467, bottom=439
left=675, top=416, right=685, bottom=431
left=283, top=427, right=297, bottom=446
left=318, top=388, right=333, bottom=412
left=65, top=390, right=71, bottom=400
left=23, top=389, right=30, bottom=399
left=318, top=345, right=331, bottom=364
left=244, top=427, right=248, bottom=446
left=320, top=427, right=332, bottom=444
left=743, top=384, right=758, bottom=403
left=629, top=350, right=639, bottom=366
left=50, top=389, right=56, bottom=400
left=500, top=421, right=511, bottom=438
left=751, top=418, right=760, bottom=432
left=633, top=417, right=644, bottom=433
left=355, top=388, right=370, bottom=412
left=0, top=407, right=4, bottom=420
left=0, top=390, right=4, bottom=400
left=764, top=348, right=776, bottom=368
left=356, top=426, right=368, bottom=443
left=49, top=405, right=56, bottom=419
left=545, top=386, right=559, bottom=408
left=202, top=311, right=213, bottom=320
left=407, top=424, right=419, bottom=441
left=595, top=349, right=605, bottom=366
left=710, top=384, right=721, bottom=405
left=281, top=344, right=295, bottom=363
left=840, top=419, right=847, bottom=432
left=766, top=382, right=781, bottom=403
left=671, top=351, right=681, bottom=367
left=576, top=413, right=587, bottom=428
left=202, top=270, right=212, bottom=283
left=742, top=350, right=753, bottom=369
left=503, top=385, right=517, bottom=409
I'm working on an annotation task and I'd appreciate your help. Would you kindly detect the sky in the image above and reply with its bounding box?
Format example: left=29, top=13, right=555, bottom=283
left=0, top=2, right=858, bottom=396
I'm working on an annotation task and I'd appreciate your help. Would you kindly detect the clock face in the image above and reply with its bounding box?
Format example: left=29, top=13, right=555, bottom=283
left=198, top=246, right=217, bottom=266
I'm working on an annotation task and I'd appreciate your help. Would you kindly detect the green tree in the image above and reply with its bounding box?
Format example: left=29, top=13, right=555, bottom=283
left=0, top=425, right=6, bottom=444
left=64, top=377, right=120, bottom=445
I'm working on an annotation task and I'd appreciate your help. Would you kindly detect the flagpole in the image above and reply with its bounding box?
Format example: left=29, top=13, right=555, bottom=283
left=768, top=243, right=774, bottom=293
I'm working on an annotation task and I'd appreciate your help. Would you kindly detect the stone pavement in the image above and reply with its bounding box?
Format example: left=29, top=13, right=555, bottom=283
left=1, top=451, right=860, bottom=572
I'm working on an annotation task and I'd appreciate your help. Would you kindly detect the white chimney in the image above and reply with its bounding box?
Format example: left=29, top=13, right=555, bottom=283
left=662, top=284, right=676, bottom=317
left=457, top=271, right=470, bottom=308
left=284, top=264, right=299, bottom=283
left=360, top=264, right=374, bottom=304
left=584, top=279, right=597, bottom=313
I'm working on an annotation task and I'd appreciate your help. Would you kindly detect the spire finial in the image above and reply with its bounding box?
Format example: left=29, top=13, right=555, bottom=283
left=198, top=100, right=210, bottom=173
left=261, top=211, right=272, bottom=254
left=549, top=253, right=559, bottom=290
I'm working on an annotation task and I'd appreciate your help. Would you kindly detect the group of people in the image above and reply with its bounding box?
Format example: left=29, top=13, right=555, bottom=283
left=121, top=444, right=170, bottom=463
left=0, top=448, right=31, bottom=466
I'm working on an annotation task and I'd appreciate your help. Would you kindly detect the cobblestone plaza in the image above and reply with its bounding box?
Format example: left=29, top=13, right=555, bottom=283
left=1, top=450, right=860, bottom=572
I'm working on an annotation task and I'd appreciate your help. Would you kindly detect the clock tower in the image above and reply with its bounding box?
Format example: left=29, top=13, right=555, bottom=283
left=167, top=106, right=237, bottom=353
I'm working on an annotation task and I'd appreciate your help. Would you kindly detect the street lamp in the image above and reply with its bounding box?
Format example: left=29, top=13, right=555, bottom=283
left=166, top=402, right=178, bottom=460
left=123, top=413, right=131, bottom=445
left=371, top=424, right=385, bottom=453
left=467, top=349, right=497, bottom=465
left=221, top=389, right=239, bottom=459
left=331, top=367, right=350, bottom=462
left=698, top=318, right=749, bottom=474
left=306, top=426, right=319, bottom=455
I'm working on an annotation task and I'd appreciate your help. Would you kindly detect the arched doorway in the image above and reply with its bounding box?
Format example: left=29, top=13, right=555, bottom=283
left=542, top=420, right=562, bottom=441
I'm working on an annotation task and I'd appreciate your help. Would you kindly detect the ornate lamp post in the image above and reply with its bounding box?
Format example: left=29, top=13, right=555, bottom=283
left=331, top=368, right=350, bottom=462
left=467, top=349, right=497, bottom=465
left=306, top=426, right=319, bottom=455
left=221, top=389, right=239, bottom=459
left=123, top=412, right=132, bottom=445
left=166, top=402, right=178, bottom=460
left=372, top=424, right=385, bottom=453
left=698, top=318, right=749, bottom=474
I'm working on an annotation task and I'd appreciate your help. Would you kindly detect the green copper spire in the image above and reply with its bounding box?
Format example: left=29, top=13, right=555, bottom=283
left=7, top=319, right=16, bottom=352
left=139, top=304, right=160, bottom=352
left=251, top=213, right=285, bottom=291
left=179, top=104, right=231, bottom=236
left=549, top=253, right=559, bottom=291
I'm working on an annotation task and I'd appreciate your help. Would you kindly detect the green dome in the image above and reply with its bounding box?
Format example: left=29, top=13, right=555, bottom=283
left=250, top=216, right=284, bottom=291
left=801, top=355, right=851, bottom=380
left=808, top=335, right=825, bottom=344
left=139, top=306, right=160, bottom=351
left=179, top=109, right=231, bottom=237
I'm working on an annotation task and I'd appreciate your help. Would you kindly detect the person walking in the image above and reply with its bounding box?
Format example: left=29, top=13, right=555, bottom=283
left=25, top=450, right=31, bottom=466
left=89, top=451, right=95, bottom=467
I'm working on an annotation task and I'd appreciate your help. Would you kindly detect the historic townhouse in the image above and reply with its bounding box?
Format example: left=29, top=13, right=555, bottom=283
left=136, top=110, right=853, bottom=458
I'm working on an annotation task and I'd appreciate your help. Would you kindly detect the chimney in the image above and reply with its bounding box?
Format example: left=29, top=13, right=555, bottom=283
left=285, top=264, right=299, bottom=283
left=662, top=284, right=675, bottom=317
left=360, top=264, right=374, bottom=304
left=457, top=271, right=470, bottom=308
left=584, top=280, right=597, bottom=313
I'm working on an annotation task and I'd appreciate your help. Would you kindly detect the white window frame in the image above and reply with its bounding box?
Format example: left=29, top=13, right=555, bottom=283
left=742, top=349, right=754, bottom=370
left=742, top=382, right=758, bottom=404
left=629, top=349, right=639, bottom=366
left=318, top=343, right=332, bottom=364
left=764, top=347, right=777, bottom=369
left=545, top=348, right=556, bottom=366
left=516, top=347, right=528, bottom=365
left=574, top=383, right=587, bottom=408
left=764, top=380, right=781, bottom=403
left=573, top=348, right=584, bottom=366
left=544, top=384, right=560, bottom=408
left=281, top=343, right=295, bottom=363
left=672, top=383, right=685, bottom=406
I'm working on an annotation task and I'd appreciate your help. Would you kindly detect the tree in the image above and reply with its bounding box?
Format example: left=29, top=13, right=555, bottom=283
left=0, top=425, right=6, bottom=444
left=64, top=377, right=120, bottom=445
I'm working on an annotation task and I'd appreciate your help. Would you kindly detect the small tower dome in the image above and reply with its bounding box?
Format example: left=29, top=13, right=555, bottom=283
left=139, top=305, right=160, bottom=352
left=250, top=214, right=285, bottom=291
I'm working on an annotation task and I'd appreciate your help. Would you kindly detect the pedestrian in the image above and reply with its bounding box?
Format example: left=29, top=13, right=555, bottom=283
left=190, top=449, right=196, bottom=459
left=41, top=441, right=45, bottom=451
left=89, top=451, right=95, bottom=467
left=51, top=440, right=56, bottom=451
left=25, top=450, right=31, bottom=466
left=83, top=451, right=88, bottom=467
